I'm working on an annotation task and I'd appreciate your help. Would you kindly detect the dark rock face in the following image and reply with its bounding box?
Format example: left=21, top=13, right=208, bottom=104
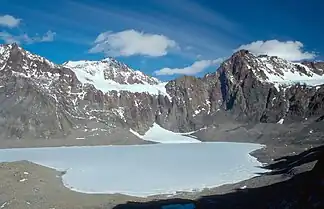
left=163, top=76, right=210, bottom=132
left=301, top=61, right=324, bottom=75
left=0, top=44, right=79, bottom=139
left=207, top=50, right=275, bottom=121
left=1, top=43, right=324, bottom=140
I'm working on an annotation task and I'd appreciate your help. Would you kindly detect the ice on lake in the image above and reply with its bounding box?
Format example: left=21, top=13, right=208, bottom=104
left=0, top=142, right=265, bottom=197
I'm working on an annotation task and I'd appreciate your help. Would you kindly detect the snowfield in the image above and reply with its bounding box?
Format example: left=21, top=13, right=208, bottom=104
left=64, top=59, right=170, bottom=97
left=130, top=123, right=202, bottom=143
left=0, top=142, right=265, bottom=197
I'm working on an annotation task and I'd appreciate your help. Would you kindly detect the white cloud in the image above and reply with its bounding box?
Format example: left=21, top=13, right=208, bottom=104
left=0, top=15, right=21, bottom=28
left=154, top=58, right=224, bottom=76
left=236, top=40, right=316, bottom=61
left=0, top=30, right=56, bottom=44
left=89, top=29, right=177, bottom=57
left=40, top=30, right=56, bottom=42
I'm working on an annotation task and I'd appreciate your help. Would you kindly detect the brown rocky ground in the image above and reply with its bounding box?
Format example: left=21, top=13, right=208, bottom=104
left=0, top=129, right=152, bottom=149
left=0, top=161, right=148, bottom=209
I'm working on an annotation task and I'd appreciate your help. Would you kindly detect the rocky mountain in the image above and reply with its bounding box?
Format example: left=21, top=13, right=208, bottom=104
left=205, top=50, right=324, bottom=123
left=1, top=43, right=324, bottom=141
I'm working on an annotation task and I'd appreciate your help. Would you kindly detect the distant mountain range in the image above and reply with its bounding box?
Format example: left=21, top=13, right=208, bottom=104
left=1, top=43, right=324, bottom=141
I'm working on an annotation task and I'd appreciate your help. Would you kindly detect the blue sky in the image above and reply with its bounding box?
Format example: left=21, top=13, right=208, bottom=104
left=1, top=0, right=323, bottom=81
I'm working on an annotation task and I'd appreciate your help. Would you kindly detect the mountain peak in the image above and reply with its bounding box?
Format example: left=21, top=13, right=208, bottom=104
left=101, top=56, right=116, bottom=62
left=9, top=42, right=19, bottom=49
left=0, top=42, right=18, bottom=49
left=220, top=49, right=324, bottom=91
left=64, top=58, right=160, bottom=86
left=232, top=49, right=251, bottom=57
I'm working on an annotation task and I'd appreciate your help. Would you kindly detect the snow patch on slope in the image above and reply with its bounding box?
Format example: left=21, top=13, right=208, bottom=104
left=111, top=107, right=126, bottom=122
left=131, top=123, right=201, bottom=143
left=277, top=118, right=284, bottom=124
left=64, top=59, right=169, bottom=96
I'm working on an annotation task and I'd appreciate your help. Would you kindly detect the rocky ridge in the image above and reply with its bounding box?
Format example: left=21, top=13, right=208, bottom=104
left=1, top=43, right=324, bottom=141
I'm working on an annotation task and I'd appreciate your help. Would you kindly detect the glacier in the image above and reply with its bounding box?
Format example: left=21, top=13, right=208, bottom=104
left=0, top=142, right=265, bottom=197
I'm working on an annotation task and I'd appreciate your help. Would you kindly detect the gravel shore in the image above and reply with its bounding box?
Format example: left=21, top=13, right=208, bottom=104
left=0, top=161, right=147, bottom=209
left=0, top=132, right=152, bottom=149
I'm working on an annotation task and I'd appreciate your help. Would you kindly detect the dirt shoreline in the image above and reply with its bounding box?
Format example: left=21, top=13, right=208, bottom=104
left=0, top=137, right=153, bottom=149
left=0, top=161, right=146, bottom=209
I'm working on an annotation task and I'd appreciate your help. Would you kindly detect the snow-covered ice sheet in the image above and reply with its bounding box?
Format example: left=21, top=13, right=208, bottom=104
left=131, top=123, right=201, bottom=143
left=0, top=142, right=265, bottom=197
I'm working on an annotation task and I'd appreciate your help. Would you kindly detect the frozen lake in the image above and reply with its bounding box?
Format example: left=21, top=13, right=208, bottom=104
left=0, top=142, right=265, bottom=197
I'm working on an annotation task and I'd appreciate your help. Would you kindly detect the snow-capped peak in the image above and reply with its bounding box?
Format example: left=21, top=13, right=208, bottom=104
left=63, top=58, right=169, bottom=96
left=1, top=43, right=58, bottom=71
left=232, top=50, right=324, bottom=90
left=64, top=58, right=159, bottom=85
left=0, top=44, right=12, bottom=70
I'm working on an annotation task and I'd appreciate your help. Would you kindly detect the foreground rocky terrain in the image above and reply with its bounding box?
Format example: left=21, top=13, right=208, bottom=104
left=0, top=161, right=143, bottom=209
left=1, top=43, right=324, bottom=145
